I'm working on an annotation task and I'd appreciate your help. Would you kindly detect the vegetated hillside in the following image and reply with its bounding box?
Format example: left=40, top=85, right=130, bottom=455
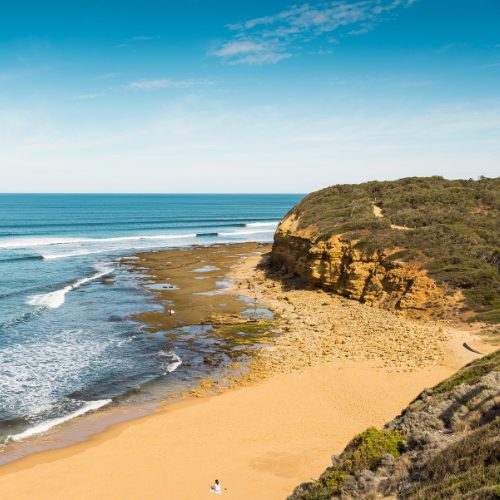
left=278, top=176, right=500, bottom=324
left=287, top=349, right=500, bottom=500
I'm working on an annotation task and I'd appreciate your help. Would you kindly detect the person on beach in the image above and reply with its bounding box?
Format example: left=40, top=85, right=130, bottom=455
left=210, top=479, right=221, bottom=495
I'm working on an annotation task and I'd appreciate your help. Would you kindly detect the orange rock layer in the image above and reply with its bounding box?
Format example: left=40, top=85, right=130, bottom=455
left=271, top=214, right=452, bottom=319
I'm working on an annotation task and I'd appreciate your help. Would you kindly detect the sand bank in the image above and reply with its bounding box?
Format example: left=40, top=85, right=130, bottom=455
left=0, top=245, right=493, bottom=499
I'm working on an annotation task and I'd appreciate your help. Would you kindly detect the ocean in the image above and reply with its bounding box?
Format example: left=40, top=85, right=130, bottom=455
left=0, top=194, right=303, bottom=445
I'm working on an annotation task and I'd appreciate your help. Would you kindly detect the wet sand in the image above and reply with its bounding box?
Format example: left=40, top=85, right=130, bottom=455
left=0, top=244, right=493, bottom=499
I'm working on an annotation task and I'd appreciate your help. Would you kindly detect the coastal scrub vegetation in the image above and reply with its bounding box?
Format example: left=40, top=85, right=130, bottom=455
left=432, top=349, right=500, bottom=394
left=299, top=427, right=406, bottom=499
left=288, top=349, right=500, bottom=500
left=287, top=176, right=500, bottom=322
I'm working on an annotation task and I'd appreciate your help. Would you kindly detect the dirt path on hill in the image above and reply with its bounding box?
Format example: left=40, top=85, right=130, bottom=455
left=372, top=204, right=415, bottom=230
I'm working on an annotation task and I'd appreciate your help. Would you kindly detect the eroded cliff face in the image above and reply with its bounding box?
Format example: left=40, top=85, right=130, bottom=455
left=270, top=214, right=453, bottom=318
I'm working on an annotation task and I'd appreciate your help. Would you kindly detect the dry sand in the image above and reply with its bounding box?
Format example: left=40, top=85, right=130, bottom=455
left=0, top=245, right=494, bottom=500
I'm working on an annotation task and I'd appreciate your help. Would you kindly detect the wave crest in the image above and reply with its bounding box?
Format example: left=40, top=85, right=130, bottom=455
left=6, top=399, right=112, bottom=443
left=27, top=267, right=114, bottom=309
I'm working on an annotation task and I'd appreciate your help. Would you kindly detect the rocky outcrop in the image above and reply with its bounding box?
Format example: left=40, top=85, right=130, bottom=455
left=271, top=213, right=449, bottom=318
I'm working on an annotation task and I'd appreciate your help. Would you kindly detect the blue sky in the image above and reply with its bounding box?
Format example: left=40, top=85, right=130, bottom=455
left=1, top=0, right=499, bottom=192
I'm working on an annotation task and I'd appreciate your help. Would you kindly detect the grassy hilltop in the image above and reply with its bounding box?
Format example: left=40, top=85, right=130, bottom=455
left=286, top=176, right=500, bottom=324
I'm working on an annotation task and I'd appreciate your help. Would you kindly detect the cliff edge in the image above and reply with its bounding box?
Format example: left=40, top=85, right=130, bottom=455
left=271, top=176, right=500, bottom=323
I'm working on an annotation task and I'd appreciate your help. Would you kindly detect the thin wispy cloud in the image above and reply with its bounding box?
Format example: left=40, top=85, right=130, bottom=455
left=397, top=81, right=438, bottom=87
left=124, top=78, right=214, bottom=90
left=72, top=93, right=106, bottom=100
left=212, top=0, right=419, bottom=65
left=481, top=63, right=500, bottom=68
left=117, top=36, right=160, bottom=48
left=94, top=73, right=122, bottom=80
left=132, top=36, right=160, bottom=41
left=212, top=39, right=291, bottom=65
left=348, top=27, right=370, bottom=36
left=435, top=43, right=456, bottom=53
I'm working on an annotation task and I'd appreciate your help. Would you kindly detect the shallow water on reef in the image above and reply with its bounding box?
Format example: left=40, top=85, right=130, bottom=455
left=0, top=194, right=303, bottom=446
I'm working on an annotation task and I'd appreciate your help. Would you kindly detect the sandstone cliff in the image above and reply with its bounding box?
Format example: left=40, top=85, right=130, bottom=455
left=271, top=212, right=454, bottom=319
left=269, top=177, right=500, bottom=322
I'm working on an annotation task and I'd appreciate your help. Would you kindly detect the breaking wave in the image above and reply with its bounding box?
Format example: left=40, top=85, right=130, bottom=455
left=27, top=268, right=114, bottom=309
left=0, top=233, right=198, bottom=250
left=6, top=400, right=112, bottom=443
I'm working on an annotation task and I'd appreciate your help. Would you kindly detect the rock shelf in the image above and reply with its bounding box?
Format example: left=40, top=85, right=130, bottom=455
left=225, top=252, right=452, bottom=381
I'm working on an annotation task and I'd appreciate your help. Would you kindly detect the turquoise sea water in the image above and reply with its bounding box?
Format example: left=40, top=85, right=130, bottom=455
left=0, top=194, right=303, bottom=444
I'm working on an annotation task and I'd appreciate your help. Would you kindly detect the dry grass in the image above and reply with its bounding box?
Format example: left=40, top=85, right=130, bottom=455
left=467, top=410, right=483, bottom=429
left=418, top=420, right=500, bottom=481
left=452, top=418, right=470, bottom=433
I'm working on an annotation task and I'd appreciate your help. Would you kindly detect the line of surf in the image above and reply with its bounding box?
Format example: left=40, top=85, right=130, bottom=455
left=0, top=306, right=46, bottom=330
left=27, top=267, right=114, bottom=309
left=245, top=222, right=279, bottom=227
left=0, top=255, right=44, bottom=263
left=0, top=217, right=281, bottom=230
left=0, top=233, right=198, bottom=250
left=217, top=229, right=276, bottom=236
left=6, top=400, right=112, bottom=444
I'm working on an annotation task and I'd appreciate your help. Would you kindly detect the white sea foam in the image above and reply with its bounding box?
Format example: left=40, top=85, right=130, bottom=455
left=0, top=233, right=198, bottom=250
left=217, top=229, right=275, bottom=236
left=27, top=268, right=114, bottom=309
left=42, top=250, right=108, bottom=260
left=7, top=399, right=112, bottom=443
left=160, top=351, right=182, bottom=374
left=165, top=354, right=182, bottom=374
left=245, top=222, right=279, bottom=227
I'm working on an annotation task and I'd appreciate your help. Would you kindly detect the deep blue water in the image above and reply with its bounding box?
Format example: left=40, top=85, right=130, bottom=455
left=0, top=194, right=303, bottom=444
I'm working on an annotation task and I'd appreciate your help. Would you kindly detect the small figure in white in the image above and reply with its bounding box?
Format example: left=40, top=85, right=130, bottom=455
left=210, top=479, right=221, bottom=495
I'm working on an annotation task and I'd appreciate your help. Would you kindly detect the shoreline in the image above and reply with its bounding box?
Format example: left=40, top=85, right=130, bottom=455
left=0, top=242, right=274, bottom=466
left=0, top=243, right=496, bottom=499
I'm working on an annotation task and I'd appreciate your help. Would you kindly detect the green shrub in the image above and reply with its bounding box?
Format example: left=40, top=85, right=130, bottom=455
left=433, top=349, right=500, bottom=393
left=301, top=427, right=406, bottom=499
left=468, top=310, right=500, bottom=324
left=344, top=427, right=407, bottom=471
left=314, top=232, right=332, bottom=244
left=353, top=240, right=368, bottom=249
